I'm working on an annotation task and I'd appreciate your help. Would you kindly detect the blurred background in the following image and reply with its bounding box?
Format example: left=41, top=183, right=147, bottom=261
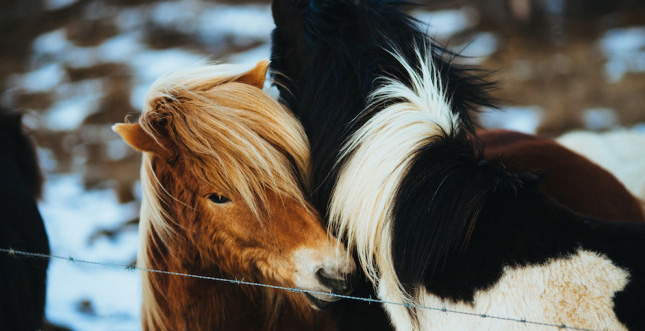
left=1, top=0, right=643, bottom=329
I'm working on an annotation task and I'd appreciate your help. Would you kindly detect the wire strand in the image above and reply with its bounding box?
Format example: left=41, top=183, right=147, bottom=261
left=0, top=247, right=603, bottom=331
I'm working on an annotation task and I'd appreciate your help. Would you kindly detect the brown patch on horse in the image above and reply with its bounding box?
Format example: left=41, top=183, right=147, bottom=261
left=116, top=62, right=353, bottom=330
left=478, top=129, right=645, bottom=223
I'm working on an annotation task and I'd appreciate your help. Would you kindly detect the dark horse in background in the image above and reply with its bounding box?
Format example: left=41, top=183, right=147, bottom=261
left=271, top=0, right=645, bottom=329
left=0, top=108, right=49, bottom=330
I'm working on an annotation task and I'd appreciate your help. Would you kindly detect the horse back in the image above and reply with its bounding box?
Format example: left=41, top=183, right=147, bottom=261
left=479, top=129, right=645, bottom=223
left=0, top=110, right=49, bottom=330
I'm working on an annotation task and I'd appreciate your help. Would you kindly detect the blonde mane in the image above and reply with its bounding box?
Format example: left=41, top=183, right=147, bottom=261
left=136, top=64, right=313, bottom=330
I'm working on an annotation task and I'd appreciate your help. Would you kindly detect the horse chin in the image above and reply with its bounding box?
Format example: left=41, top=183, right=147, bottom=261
left=304, top=293, right=337, bottom=310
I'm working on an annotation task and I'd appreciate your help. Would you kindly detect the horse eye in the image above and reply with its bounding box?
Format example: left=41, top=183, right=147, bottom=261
left=207, top=193, right=231, bottom=204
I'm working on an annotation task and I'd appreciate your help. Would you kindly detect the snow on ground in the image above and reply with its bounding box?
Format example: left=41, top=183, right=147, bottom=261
left=45, top=81, right=104, bottom=131
left=453, top=32, right=499, bottom=64
left=8, top=1, right=640, bottom=330
left=129, top=49, right=207, bottom=109
left=39, top=174, right=141, bottom=330
left=8, top=2, right=274, bottom=131
left=598, top=26, right=645, bottom=83
left=413, top=8, right=499, bottom=64
left=557, top=129, right=645, bottom=200
left=413, top=7, right=477, bottom=40
left=44, top=0, right=79, bottom=11
left=479, top=106, right=544, bottom=134
left=20, top=3, right=276, bottom=330
left=583, top=108, right=619, bottom=131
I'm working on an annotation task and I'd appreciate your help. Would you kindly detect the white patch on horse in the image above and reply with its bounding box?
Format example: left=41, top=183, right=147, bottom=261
left=394, top=249, right=629, bottom=331
left=291, top=247, right=356, bottom=306
left=328, top=43, right=459, bottom=317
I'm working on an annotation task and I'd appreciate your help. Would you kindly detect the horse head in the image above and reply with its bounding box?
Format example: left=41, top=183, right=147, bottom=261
left=114, top=62, right=356, bottom=328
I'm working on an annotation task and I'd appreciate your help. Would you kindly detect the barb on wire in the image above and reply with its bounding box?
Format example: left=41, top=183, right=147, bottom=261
left=0, top=247, right=603, bottom=331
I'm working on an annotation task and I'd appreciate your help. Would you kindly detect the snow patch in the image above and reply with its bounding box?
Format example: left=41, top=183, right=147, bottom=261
left=229, top=43, right=272, bottom=66
left=33, top=29, right=70, bottom=57
left=634, top=123, right=645, bottom=134
left=129, top=49, right=206, bottom=109
left=97, top=33, right=145, bottom=63
left=148, top=2, right=273, bottom=39
left=39, top=174, right=141, bottom=330
left=37, top=148, right=58, bottom=173
left=196, top=5, right=274, bottom=42
left=454, top=32, right=499, bottom=64
left=44, top=80, right=104, bottom=131
left=45, top=0, right=78, bottom=11
left=583, top=108, right=618, bottom=131
left=12, top=63, right=66, bottom=92
left=413, top=8, right=477, bottom=40
left=480, top=106, right=544, bottom=134
left=45, top=94, right=101, bottom=131
left=599, top=27, right=645, bottom=83
left=106, top=138, right=132, bottom=161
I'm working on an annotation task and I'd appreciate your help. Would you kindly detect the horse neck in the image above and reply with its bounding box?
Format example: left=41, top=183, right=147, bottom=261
left=418, top=177, right=645, bottom=301
left=390, top=138, right=590, bottom=298
left=140, top=222, right=332, bottom=331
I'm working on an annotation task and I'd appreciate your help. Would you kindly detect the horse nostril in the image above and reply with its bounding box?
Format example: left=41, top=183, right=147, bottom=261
left=315, top=268, right=353, bottom=295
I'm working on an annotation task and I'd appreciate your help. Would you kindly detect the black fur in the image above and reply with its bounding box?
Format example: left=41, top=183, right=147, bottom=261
left=271, top=0, right=495, bottom=329
left=271, top=0, right=497, bottom=215
left=0, top=108, right=50, bottom=330
left=392, top=135, right=534, bottom=293
left=272, top=0, right=645, bottom=329
left=272, top=0, right=496, bottom=329
left=393, top=133, right=645, bottom=330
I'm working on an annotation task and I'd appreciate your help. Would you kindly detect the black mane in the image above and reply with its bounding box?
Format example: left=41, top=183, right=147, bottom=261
left=271, top=0, right=499, bottom=329
left=392, top=136, right=539, bottom=291
left=394, top=135, right=645, bottom=330
left=271, top=0, right=497, bottom=214
left=272, top=0, right=645, bottom=330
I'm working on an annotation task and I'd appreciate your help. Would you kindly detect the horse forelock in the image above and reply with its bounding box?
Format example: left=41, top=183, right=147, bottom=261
left=141, top=65, right=311, bottom=220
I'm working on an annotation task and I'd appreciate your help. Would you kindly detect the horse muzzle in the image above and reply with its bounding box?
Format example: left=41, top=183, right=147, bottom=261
left=304, top=268, right=356, bottom=309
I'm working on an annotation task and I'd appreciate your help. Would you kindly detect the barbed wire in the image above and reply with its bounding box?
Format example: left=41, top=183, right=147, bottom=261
left=0, top=247, right=603, bottom=331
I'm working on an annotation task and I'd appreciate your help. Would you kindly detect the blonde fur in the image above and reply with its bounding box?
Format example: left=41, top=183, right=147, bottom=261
left=141, top=64, right=311, bottom=220
left=328, top=44, right=459, bottom=322
left=415, top=249, right=628, bottom=330
left=135, top=64, right=319, bottom=330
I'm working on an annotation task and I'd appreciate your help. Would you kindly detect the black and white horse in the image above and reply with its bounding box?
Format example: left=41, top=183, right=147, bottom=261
left=0, top=108, right=49, bottom=330
left=271, top=0, right=645, bottom=329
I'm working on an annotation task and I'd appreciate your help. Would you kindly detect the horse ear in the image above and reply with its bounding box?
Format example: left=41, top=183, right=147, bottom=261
left=236, top=60, right=270, bottom=88
left=113, top=123, right=170, bottom=158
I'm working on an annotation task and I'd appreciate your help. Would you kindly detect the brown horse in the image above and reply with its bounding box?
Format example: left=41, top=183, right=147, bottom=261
left=479, top=129, right=645, bottom=223
left=113, top=61, right=355, bottom=330
left=557, top=129, right=645, bottom=206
